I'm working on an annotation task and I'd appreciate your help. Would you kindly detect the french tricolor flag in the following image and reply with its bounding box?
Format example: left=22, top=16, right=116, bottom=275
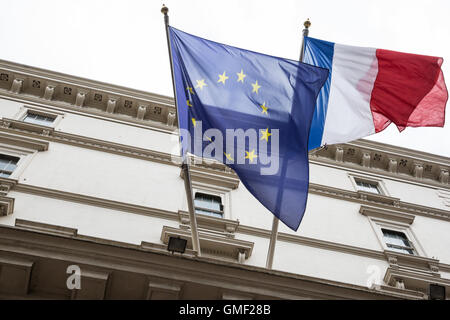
left=304, top=37, right=448, bottom=150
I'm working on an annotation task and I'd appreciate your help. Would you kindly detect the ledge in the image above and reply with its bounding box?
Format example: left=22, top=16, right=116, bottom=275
left=2, top=118, right=55, bottom=136
left=15, top=218, right=78, bottom=237
left=359, top=205, right=415, bottom=225
left=180, top=163, right=240, bottom=190
left=356, top=191, right=400, bottom=206
left=178, top=210, right=239, bottom=236
left=160, top=225, right=253, bottom=262
left=384, top=250, right=440, bottom=273
left=0, top=131, right=48, bottom=151
left=384, top=267, right=450, bottom=297
left=373, top=284, right=426, bottom=300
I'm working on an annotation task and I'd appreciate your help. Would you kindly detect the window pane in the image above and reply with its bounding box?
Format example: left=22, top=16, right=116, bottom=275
left=356, top=180, right=379, bottom=194
left=194, top=193, right=223, bottom=217
left=386, top=245, right=414, bottom=255
left=24, top=112, right=55, bottom=126
left=382, top=229, right=414, bottom=254
left=195, top=208, right=223, bottom=218
left=0, top=154, right=19, bottom=175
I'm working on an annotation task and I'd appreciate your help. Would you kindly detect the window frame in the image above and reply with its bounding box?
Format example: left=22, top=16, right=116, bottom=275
left=23, top=112, right=56, bottom=126
left=189, top=184, right=231, bottom=220
left=0, top=146, right=35, bottom=180
left=194, top=192, right=224, bottom=218
left=16, top=106, right=64, bottom=129
left=348, top=173, right=390, bottom=196
left=368, top=215, right=426, bottom=257
left=0, top=154, right=20, bottom=178
left=381, top=228, right=416, bottom=255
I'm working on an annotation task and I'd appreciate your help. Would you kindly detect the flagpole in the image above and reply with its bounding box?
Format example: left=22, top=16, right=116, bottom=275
left=265, top=19, right=311, bottom=269
left=161, top=5, right=202, bottom=257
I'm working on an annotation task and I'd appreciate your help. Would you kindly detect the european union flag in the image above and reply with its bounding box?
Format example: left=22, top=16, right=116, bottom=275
left=169, top=26, right=328, bottom=231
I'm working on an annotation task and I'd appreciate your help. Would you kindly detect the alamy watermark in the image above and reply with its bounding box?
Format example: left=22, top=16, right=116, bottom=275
left=170, top=120, right=280, bottom=175
left=66, top=264, right=81, bottom=290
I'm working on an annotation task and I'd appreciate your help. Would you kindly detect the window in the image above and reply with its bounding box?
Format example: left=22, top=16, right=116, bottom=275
left=194, top=192, right=223, bottom=218
left=356, top=180, right=380, bottom=194
left=382, top=229, right=415, bottom=255
left=0, top=154, right=20, bottom=178
left=23, top=112, right=56, bottom=126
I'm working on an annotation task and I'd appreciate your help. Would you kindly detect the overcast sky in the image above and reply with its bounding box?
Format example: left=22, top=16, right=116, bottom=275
left=1, top=0, right=449, bottom=157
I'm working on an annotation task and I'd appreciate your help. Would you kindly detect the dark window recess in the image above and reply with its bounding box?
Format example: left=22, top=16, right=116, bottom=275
left=0, top=154, right=19, bottom=178
left=194, top=192, right=223, bottom=218
left=356, top=180, right=380, bottom=194
left=382, top=229, right=415, bottom=255
left=23, top=112, right=56, bottom=126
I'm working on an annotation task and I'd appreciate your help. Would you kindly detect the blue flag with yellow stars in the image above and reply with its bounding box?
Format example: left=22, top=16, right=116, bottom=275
left=169, top=26, right=328, bottom=231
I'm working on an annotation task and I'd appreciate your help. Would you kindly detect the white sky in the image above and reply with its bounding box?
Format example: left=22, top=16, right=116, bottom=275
left=1, top=0, right=449, bottom=157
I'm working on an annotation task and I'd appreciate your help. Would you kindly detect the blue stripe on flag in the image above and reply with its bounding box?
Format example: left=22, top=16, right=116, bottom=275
left=303, top=37, right=335, bottom=150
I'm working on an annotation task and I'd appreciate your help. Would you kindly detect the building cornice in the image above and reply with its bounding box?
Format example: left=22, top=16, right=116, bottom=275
left=311, top=142, right=449, bottom=188
left=0, top=59, right=177, bottom=131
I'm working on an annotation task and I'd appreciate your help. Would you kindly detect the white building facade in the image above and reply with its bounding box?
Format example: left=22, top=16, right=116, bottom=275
left=0, top=59, right=449, bottom=299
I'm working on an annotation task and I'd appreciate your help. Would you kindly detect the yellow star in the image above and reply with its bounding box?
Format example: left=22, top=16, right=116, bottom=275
left=245, top=149, right=258, bottom=163
left=187, top=100, right=193, bottom=107
left=252, top=80, right=261, bottom=94
left=224, top=152, right=234, bottom=161
left=237, top=69, right=246, bottom=83
left=217, top=71, right=229, bottom=85
left=191, top=118, right=197, bottom=127
left=260, top=128, right=272, bottom=142
left=195, top=79, right=207, bottom=90
left=260, top=102, right=268, bottom=115
left=186, top=86, right=194, bottom=94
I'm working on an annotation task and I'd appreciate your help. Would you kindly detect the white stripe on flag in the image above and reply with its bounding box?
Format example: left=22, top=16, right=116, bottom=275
left=321, top=43, right=378, bottom=146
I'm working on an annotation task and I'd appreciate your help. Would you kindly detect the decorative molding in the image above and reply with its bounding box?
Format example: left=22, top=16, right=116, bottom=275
left=75, top=91, right=86, bottom=107
left=373, top=284, right=426, bottom=300
left=384, top=250, right=440, bottom=274
left=310, top=142, right=450, bottom=187
left=136, top=105, right=147, bottom=120
left=106, top=98, right=117, bottom=114
left=356, top=191, right=400, bottom=206
left=0, top=177, right=17, bottom=196
left=181, top=164, right=240, bottom=191
left=43, top=85, right=55, bottom=100
left=15, top=218, right=78, bottom=237
left=0, top=59, right=176, bottom=127
left=359, top=205, right=415, bottom=225
left=178, top=210, right=239, bottom=237
left=384, top=267, right=450, bottom=295
left=0, top=196, right=14, bottom=216
left=0, top=130, right=49, bottom=151
left=166, top=112, right=176, bottom=127
left=160, top=225, right=254, bottom=262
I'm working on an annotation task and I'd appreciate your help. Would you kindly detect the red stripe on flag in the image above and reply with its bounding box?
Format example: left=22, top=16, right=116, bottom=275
left=370, top=49, right=448, bottom=132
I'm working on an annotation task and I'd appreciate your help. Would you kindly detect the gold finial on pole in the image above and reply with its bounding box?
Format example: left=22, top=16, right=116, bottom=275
left=161, top=4, right=168, bottom=15
left=304, top=18, right=311, bottom=29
